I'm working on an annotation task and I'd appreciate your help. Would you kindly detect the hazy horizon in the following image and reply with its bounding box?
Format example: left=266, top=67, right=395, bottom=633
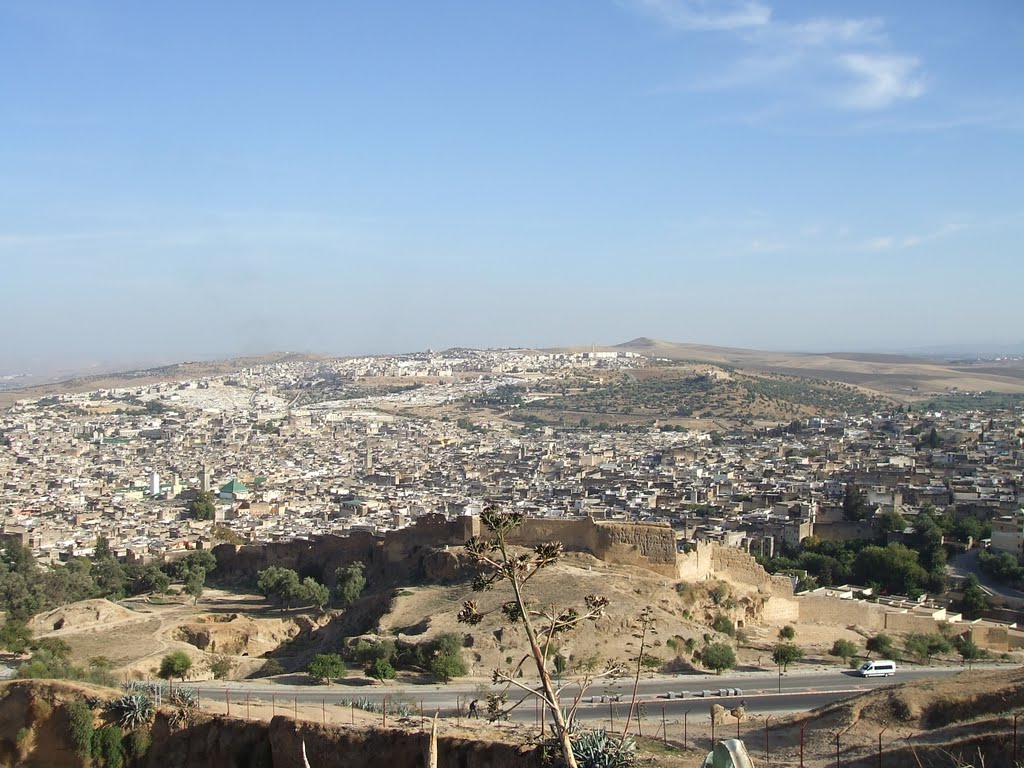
left=3, top=1, right=1022, bottom=369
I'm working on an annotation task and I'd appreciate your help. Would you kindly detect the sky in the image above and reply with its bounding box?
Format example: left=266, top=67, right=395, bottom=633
left=2, top=1, right=1023, bottom=371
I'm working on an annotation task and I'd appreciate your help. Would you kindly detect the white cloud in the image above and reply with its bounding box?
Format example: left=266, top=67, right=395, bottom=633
left=835, top=54, right=926, bottom=110
left=626, top=0, right=771, bottom=31
left=857, top=222, right=963, bottom=251
left=627, top=1, right=927, bottom=115
left=777, top=17, right=884, bottom=48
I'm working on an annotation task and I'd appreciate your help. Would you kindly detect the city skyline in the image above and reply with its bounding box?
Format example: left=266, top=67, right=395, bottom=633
left=3, top=1, right=1022, bottom=369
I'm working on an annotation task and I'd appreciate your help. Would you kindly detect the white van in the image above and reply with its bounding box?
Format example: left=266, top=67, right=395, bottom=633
left=856, top=660, right=896, bottom=677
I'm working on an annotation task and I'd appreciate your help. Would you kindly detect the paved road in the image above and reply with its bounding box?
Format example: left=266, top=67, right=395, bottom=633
left=193, top=664, right=995, bottom=719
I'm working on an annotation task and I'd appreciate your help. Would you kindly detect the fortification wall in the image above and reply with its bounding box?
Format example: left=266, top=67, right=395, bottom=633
left=508, top=518, right=678, bottom=577
left=212, top=514, right=475, bottom=586
left=796, top=595, right=886, bottom=630
left=676, top=543, right=716, bottom=581
left=883, top=611, right=952, bottom=634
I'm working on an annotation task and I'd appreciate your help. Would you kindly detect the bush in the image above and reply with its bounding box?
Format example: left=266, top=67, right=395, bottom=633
left=779, top=625, right=796, bottom=640
left=430, top=652, right=467, bottom=683
left=66, top=698, right=94, bottom=759
left=125, top=728, right=151, bottom=761
left=367, top=657, right=396, bottom=682
left=830, top=639, right=859, bottom=663
left=307, top=653, right=346, bottom=684
left=711, top=614, right=735, bottom=636
left=93, top=725, right=125, bottom=768
left=700, top=642, right=736, bottom=675
left=209, top=653, right=235, bottom=680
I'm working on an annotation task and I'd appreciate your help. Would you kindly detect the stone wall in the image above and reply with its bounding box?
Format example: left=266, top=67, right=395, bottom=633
left=212, top=513, right=477, bottom=587
left=509, top=518, right=678, bottom=577
left=797, top=595, right=886, bottom=630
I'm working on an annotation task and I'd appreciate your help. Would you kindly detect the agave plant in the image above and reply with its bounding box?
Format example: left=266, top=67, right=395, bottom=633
left=167, top=686, right=198, bottom=709
left=104, top=694, right=155, bottom=729
left=571, top=729, right=636, bottom=768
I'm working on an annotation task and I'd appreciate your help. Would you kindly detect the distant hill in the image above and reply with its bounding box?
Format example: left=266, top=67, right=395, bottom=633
left=605, top=337, right=1024, bottom=397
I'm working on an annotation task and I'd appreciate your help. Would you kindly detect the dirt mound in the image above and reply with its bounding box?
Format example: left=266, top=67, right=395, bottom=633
left=838, top=668, right=1024, bottom=733
left=174, top=615, right=312, bottom=656
left=29, top=599, right=137, bottom=634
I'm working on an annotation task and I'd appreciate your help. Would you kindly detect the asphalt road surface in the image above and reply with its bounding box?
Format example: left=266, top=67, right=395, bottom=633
left=193, top=664, right=994, bottom=720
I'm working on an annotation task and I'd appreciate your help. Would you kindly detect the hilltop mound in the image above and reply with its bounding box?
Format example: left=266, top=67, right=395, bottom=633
left=29, top=599, right=137, bottom=634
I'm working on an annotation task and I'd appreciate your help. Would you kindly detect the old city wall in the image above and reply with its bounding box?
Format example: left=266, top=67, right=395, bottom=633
left=212, top=514, right=476, bottom=587
left=508, top=518, right=678, bottom=577
left=675, top=543, right=799, bottom=624
left=797, top=595, right=886, bottom=630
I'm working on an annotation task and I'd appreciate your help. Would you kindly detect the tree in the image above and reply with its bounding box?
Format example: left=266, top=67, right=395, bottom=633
left=188, top=491, right=216, bottom=521
left=771, top=643, right=803, bottom=672
left=367, top=656, right=396, bottom=682
left=879, top=509, right=908, bottom=533
left=842, top=485, right=871, bottom=522
left=333, top=562, right=366, bottom=607
left=183, top=568, right=205, bottom=605
left=307, top=653, right=345, bottom=685
left=158, top=651, right=192, bottom=681
left=904, top=633, right=951, bottom=665
left=457, top=508, right=615, bottom=768
left=301, top=577, right=330, bottom=612
left=959, top=574, right=988, bottom=619
left=953, top=636, right=987, bottom=668
left=700, top=642, right=736, bottom=675
left=0, top=619, right=32, bottom=654
left=830, top=639, right=859, bottom=664
left=429, top=651, right=467, bottom=683
left=866, top=634, right=895, bottom=659
left=209, top=653, right=235, bottom=680
left=778, top=625, right=796, bottom=640
left=256, top=566, right=304, bottom=611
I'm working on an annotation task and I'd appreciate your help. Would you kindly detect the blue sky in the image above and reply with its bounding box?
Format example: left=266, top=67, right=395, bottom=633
left=2, top=1, right=1022, bottom=370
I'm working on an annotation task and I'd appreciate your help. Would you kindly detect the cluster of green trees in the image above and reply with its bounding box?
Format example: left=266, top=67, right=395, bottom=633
left=978, top=548, right=1024, bottom=588
left=304, top=632, right=469, bottom=685
left=0, top=542, right=215, bottom=624
left=761, top=510, right=961, bottom=597
left=255, top=567, right=330, bottom=612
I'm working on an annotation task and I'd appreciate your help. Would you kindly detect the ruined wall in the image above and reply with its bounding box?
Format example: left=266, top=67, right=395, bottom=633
left=709, top=546, right=795, bottom=600
left=506, top=518, right=678, bottom=577
left=676, top=542, right=715, bottom=582
left=213, top=514, right=476, bottom=587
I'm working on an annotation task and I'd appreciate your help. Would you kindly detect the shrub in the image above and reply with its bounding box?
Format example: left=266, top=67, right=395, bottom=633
left=779, top=625, right=796, bottom=640
left=67, top=698, right=94, bottom=759
left=93, top=725, right=125, bottom=768
left=209, top=653, right=235, bottom=680
left=830, top=639, right=859, bottom=663
left=700, top=642, right=736, bottom=675
left=125, top=728, right=151, bottom=760
left=711, top=614, right=735, bottom=636
left=429, top=652, right=467, bottom=683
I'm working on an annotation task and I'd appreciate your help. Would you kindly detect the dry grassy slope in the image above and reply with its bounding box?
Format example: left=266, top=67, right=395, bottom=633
left=376, top=551, right=854, bottom=676
left=0, top=351, right=328, bottom=408
left=767, top=667, right=1024, bottom=767
left=607, top=338, right=1024, bottom=396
